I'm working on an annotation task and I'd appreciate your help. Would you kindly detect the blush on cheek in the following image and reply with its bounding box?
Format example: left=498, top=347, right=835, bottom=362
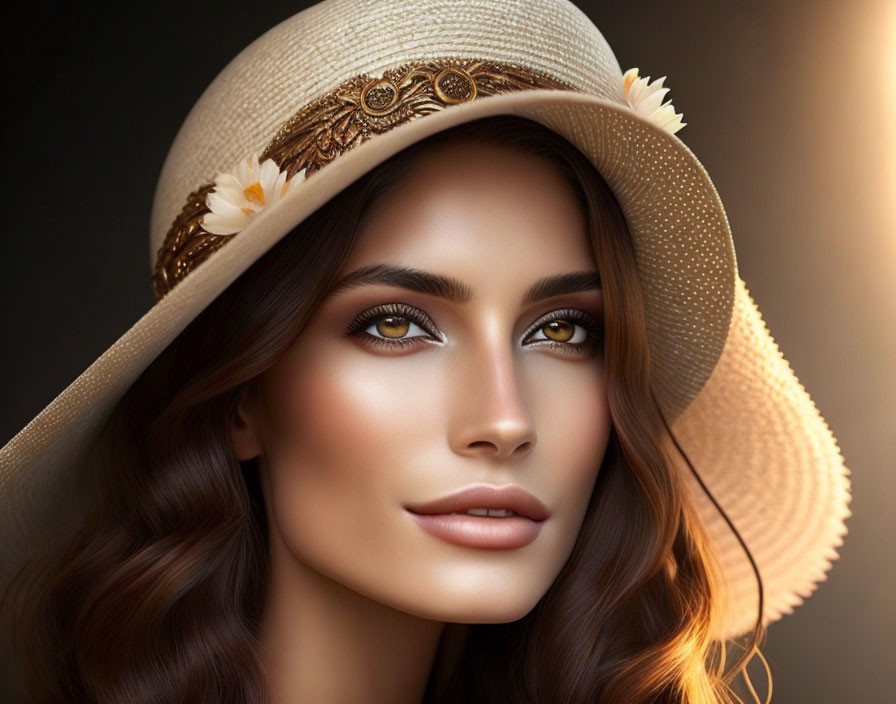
left=537, top=362, right=610, bottom=498
left=261, top=343, right=443, bottom=519
left=540, top=359, right=607, bottom=428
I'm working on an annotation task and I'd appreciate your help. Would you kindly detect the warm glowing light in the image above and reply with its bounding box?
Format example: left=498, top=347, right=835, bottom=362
left=891, top=3, right=896, bottom=103
left=888, top=1, right=896, bottom=223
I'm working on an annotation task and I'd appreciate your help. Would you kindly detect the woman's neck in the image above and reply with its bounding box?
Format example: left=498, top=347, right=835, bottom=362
left=257, top=529, right=448, bottom=704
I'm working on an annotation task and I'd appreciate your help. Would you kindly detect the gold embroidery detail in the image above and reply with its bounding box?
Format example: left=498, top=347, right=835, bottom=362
left=433, top=66, right=477, bottom=104
left=360, top=79, right=400, bottom=115
left=151, top=57, right=577, bottom=300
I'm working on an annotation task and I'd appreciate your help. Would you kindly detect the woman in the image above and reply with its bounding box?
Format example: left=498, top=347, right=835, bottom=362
left=0, top=0, right=851, bottom=702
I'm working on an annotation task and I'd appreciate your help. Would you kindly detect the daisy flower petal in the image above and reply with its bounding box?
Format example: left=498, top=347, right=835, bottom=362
left=203, top=211, right=249, bottom=235
left=235, top=153, right=259, bottom=187
left=258, top=158, right=281, bottom=192
left=620, top=67, right=686, bottom=136
left=206, top=191, right=249, bottom=218
left=269, top=171, right=290, bottom=206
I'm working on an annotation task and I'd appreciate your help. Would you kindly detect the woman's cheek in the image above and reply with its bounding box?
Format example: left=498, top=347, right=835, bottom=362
left=261, top=340, right=447, bottom=538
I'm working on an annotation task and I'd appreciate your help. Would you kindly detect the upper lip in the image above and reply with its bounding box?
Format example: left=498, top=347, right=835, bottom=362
left=405, top=484, right=551, bottom=521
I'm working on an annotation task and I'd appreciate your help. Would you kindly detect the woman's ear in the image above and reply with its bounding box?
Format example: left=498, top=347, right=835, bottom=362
left=232, top=384, right=265, bottom=461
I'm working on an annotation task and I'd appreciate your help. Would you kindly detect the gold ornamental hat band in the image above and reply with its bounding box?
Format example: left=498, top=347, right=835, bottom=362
left=0, top=0, right=850, bottom=644
left=151, top=58, right=577, bottom=300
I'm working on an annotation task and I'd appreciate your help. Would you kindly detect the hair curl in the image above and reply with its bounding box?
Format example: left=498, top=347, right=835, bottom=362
left=2, top=115, right=769, bottom=703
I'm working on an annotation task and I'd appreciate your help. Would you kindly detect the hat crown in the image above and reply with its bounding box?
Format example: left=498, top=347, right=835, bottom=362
left=149, top=0, right=623, bottom=269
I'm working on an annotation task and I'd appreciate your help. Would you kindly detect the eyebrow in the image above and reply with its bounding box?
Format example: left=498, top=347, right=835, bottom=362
left=324, top=263, right=601, bottom=306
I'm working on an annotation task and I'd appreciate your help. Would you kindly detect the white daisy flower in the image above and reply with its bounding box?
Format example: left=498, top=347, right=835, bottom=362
left=621, top=67, right=686, bottom=135
left=202, top=152, right=306, bottom=235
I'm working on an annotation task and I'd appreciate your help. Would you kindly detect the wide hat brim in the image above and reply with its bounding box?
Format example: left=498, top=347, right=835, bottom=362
left=0, top=85, right=850, bottom=641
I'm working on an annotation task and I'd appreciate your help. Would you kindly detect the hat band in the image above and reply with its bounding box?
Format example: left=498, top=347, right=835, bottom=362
left=150, top=57, right=578, bottom=301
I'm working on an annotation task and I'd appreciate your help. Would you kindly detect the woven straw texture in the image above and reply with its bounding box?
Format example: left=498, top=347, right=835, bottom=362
left=0, top=0, right=850, bottom=642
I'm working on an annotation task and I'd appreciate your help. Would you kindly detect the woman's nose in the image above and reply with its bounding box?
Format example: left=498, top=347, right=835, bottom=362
left=447, top=332, right=537, bottom=461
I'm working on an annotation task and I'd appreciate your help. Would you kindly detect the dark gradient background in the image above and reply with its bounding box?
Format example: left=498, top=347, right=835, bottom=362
left=2, top=1, right=893, bottom=701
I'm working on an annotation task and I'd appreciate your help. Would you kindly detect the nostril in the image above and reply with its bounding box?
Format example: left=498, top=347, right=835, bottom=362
left=469, top=441, right=493, bottom=450
left=465, top=439, right=534, bottom=459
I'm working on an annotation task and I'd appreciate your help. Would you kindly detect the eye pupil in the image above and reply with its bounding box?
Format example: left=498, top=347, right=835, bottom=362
left=543, top=320, right=574, bottom=342
left=377, top=316, right=410, bottom=338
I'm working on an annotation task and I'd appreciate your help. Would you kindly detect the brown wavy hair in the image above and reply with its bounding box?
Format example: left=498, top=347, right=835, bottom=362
left=2, top=115, right=770, bottom=703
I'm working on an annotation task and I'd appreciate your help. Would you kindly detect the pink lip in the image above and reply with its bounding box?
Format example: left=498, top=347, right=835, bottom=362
left=404, top=483, right=550, bottom=550
left=404, top=484, right=551, bottom=521
left=407, top=512, right=544, bottom=550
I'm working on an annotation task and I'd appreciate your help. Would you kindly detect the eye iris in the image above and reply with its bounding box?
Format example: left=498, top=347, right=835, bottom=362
left=376, top=316, right=410, bottom=338
left=543, top=320, right=574, bottom=342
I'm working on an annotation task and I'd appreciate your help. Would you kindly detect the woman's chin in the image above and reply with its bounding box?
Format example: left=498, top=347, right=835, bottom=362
left=375, top=585, right=547, bottom=624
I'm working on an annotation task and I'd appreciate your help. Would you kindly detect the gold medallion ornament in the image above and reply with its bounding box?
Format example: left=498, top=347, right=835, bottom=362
left=432, top=66, right=478, bottom=104
left=150, top=58, right=576, bottom=300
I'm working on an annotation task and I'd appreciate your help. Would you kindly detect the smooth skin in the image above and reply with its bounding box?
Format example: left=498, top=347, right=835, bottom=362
left=232, top=141, right=612, bottom=704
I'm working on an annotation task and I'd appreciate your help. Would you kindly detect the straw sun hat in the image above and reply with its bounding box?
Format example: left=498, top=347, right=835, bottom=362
left=0, top=0, right=851, bottom=641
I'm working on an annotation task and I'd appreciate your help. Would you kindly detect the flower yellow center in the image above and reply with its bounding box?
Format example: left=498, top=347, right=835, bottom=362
left=623, top=70, right=637, bottom=98
left=243, top=182, right=266, bottom=206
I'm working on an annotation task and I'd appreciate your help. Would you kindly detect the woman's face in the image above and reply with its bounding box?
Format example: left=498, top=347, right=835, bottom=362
left=233, top=141, right=611, bottom=623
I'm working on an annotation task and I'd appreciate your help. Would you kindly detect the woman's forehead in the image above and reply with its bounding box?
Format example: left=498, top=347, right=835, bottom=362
left=340, top=142, right=596, bottom=289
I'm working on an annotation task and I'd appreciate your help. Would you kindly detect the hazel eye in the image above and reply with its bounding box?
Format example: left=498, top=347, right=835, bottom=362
left=529, top=319, right=586, bottom=344
left=371, top=315, right=412, bottom=339
left=366, top=315, right=428, bottom=341
left=523, top=309, right=603, bottom=355
left=345, top=302, right=440, bottom=348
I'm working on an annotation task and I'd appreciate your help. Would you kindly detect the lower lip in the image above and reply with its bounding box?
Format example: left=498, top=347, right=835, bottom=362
left=407, top=511, right=545, bottom=549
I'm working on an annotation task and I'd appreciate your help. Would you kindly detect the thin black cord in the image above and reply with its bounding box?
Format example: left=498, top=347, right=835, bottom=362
left=650, top=387, right=766, bottom=666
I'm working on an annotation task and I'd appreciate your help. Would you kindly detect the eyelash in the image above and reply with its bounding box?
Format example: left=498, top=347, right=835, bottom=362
left=344, top=302, right=603, bottom=355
